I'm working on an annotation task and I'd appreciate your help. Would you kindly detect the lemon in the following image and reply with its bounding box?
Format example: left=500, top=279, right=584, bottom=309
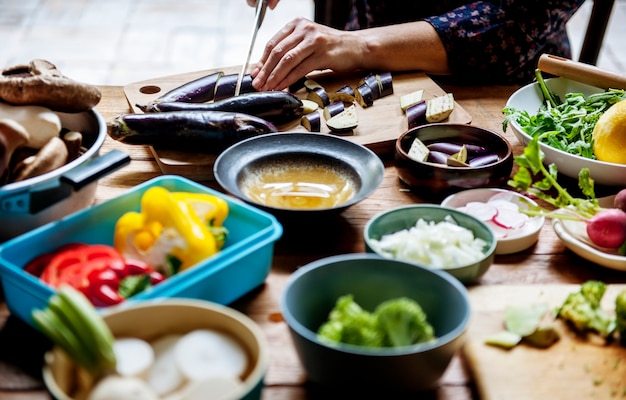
left=592, top=99, right=626, bottom=164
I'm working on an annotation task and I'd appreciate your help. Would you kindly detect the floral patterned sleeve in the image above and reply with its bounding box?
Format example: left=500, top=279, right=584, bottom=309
left=423, top=1, right=586, bottom=84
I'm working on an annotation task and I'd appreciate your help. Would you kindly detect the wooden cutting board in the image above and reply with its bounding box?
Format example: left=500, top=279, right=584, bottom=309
left=465, top=284, right=626, bottom=400
left=123, top=67, right=472, bottom=180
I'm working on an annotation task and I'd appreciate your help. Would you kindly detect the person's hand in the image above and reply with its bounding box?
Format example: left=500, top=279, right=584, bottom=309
left=246, top=0, right=279, bottom=10
left=251, top=18, right=364, bottom=91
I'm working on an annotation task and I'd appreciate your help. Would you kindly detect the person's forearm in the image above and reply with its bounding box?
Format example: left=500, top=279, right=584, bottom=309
left=357, top=21, right=450, bottom=75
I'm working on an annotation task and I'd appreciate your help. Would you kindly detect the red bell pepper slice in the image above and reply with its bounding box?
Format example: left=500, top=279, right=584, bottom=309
left=23, top=243, right=88, bottom=277
left=40, top=244, right=124, bottom=288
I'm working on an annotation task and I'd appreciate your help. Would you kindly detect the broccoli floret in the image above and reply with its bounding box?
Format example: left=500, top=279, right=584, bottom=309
left=317, top=294, right=384, bottom=347
left=317, top=295, right=436, bottom=348
left=556, top=280, right=616, bottom=338
left=615, top=289, right=626, bottom=344
left=374, top=297, right=435, bottom=347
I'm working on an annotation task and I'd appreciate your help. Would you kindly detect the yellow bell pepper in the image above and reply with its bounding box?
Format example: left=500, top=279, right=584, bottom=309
left=114, top=187, right=229, bottom=275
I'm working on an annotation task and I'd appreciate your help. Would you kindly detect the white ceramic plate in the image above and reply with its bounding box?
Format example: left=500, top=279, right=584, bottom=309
left=441, top=188, right=545, bottom=255
left=551, top=195, right=626, bottom=271
left=505, top=77, right=626, bottom=186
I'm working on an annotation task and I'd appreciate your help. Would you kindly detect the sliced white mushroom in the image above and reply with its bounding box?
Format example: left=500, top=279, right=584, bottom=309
left=173, top=329, right=249, bottom=382
left=113, top=337, right=155, bottom=379
left=146, top=334, right=186, bottom=396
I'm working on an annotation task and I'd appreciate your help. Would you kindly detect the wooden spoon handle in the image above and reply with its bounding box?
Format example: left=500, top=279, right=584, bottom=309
left=537, top=54, right=626, bottom=90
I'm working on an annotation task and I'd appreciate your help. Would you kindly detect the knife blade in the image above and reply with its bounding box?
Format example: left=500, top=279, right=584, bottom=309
left=235, top=0, right=269, bottom=96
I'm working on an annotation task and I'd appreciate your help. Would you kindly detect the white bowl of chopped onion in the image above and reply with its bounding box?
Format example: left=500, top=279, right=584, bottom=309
left=364, top=204, right=496, bottom=284
left=441, top=188, right=545, bottom=255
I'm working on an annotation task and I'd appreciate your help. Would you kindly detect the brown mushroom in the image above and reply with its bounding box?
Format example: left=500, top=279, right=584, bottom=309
left=0, top=119, right=30, bottom=183
left=0, top=59, right=101, bottom=113
left=62, top=130, right=84, bottom=162
left=12, top=136, right=68, bottom=182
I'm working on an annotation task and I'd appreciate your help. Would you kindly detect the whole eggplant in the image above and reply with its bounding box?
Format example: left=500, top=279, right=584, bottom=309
left=140, top=91, right=303, bottom=124
left=152, top=71, right=224, bottom=104
left=108, top=110, right=278, bottom=152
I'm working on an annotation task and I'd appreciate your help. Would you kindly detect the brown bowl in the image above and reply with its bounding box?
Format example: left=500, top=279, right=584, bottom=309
left=395, top=124, right=513, bottom=200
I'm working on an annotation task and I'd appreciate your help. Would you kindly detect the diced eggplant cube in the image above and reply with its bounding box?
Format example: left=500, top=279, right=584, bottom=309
left=301, top=111, right=322, bottom=132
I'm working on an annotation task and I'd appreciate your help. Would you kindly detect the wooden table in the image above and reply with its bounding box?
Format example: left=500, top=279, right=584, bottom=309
left=1, top=83, right=624, bottom=400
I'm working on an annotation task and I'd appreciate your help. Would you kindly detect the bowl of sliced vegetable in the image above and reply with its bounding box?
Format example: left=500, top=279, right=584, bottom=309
left=363, top=204, right=496, bottom=284
left=441, top=188, right=545, bottom=255
left=40, top=288, right=269, bottom=400
left=281, top=253, right=470, bottom=394
left=395, top=124, right=514, bottom=200
left=503, top=76, right=626, bottom=187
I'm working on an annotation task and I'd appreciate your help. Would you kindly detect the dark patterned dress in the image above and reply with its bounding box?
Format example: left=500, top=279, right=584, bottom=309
left=344, top=0, right=586, bottom=85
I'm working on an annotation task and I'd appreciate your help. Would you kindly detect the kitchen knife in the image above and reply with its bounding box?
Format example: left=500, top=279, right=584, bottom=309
left=235, top=0, right=269, bottom=96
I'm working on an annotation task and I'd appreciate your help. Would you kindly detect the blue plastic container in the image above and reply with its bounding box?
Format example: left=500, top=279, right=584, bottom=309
left=0, top=175, right=282, bottom=327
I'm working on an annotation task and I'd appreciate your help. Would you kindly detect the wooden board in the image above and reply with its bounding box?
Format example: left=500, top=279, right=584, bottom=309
left=465, top=284, right=626, bottom=400
left=123, top=67, right=472, bottom=180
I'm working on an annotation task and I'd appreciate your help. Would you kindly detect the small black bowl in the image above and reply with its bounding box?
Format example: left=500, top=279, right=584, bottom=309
left=214, top=132, right=385, bottom=222
left=395, top=124, right=513, bottom=200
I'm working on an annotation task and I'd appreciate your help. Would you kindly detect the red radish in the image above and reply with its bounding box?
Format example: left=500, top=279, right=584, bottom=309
left=493, top=208, right=528, bottom=229
left=615, top=189, right=626, bottom=212
left=459, top=202, right=498, bottom=221
left=586, top=208, right=626, bottom=249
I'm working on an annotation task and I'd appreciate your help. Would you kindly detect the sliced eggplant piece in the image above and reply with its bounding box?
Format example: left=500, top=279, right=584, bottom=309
left=355, top=83, right=374, bottom=108
left=301, top=111, right=322, bottom=132
left=289, top=76, right=307, bottom=93
left=300, top=99, right=319, bottom=114
left=326, top=104, right=358, bottom=133
left=323, top=101, right=345, bottom=120
left=307, top=86, right=330, bottom=108
left=469, top=153, right=500, bottom=167
left=359, top=74, right=381, bottom=99
left=304, top=79, right=324, bottom=91
left=407, top=138, right=429, bottom=162
left=426, top=93, right=454, bottom=122
left=426, top=150, right=450, bottom=165
left=400, top=90, right=424, bottom=112
left=213, top=73, right=256, bottom=101
left=108, top=110, right=277, bottom=152
left=330, top=85, right=356, bottom=103
left=376, top=72, right=394, bottom=97
left=406, top=100, right=427, bottom=128
left=140, top=91, right=303, bottom=124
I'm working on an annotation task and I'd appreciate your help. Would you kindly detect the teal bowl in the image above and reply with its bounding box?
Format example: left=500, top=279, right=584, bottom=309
left=364, top=204, right=496, bottom=284
left=281, top=253, right=470, bottom=393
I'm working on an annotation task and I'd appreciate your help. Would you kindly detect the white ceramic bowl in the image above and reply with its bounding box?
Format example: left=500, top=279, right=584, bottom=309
left=441, top=188, right=545, bottom=255
left=504, top=77, right=626, bottom=187
left=43, top=298, right=269, bottom=400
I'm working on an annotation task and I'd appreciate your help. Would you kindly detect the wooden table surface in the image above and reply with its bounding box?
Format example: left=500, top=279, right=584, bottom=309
left=1, top=82, right=625, bottom=400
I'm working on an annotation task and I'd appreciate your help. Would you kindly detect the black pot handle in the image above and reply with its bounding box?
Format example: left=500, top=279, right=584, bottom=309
left=29, top=150, right=131, bottom=213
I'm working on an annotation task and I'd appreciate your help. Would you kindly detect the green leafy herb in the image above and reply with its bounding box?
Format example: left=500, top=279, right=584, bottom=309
left=502, top=69, right=626, bottom=160
left=508, top=135, right=601, bottom=220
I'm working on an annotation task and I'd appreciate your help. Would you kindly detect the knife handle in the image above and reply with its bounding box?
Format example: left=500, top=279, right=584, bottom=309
left=537, top=54, right=626, bottom=90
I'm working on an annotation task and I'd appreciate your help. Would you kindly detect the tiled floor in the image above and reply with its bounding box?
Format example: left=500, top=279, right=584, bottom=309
left=0, top=0, right=624, bottom=87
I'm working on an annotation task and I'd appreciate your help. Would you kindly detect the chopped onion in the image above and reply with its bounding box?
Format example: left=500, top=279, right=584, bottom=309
left=370, top=217, right=487, bottom=269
